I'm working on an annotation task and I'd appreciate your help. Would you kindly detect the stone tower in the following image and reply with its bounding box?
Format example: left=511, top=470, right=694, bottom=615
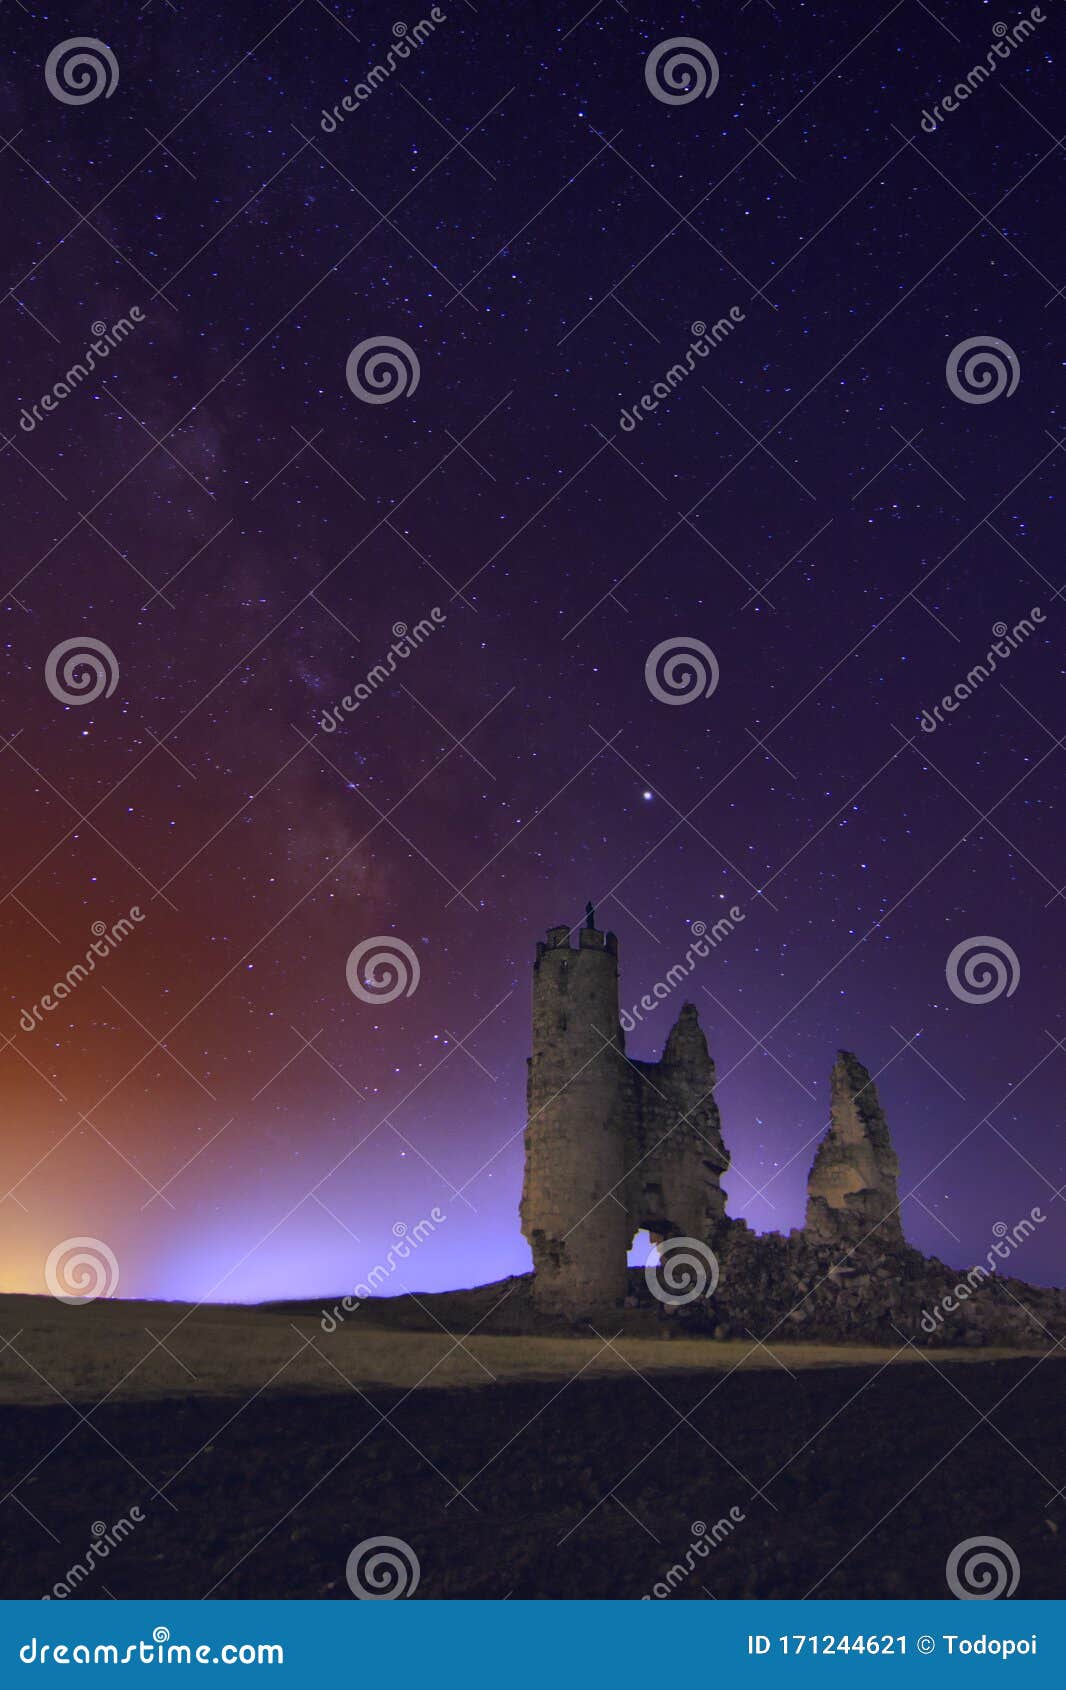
left=520, top=920, right=631, bottom=1314
left=805, top=1050, right=903, bottom=1247
left=521, top=915, right=730, bottom=1316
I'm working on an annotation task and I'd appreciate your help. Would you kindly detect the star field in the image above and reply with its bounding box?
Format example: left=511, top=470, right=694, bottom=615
left=1, top=0, right=1064, bottom=1301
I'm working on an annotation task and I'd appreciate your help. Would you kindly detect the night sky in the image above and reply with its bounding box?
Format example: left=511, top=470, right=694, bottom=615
left=2, top=0, right=1063, bottom=1304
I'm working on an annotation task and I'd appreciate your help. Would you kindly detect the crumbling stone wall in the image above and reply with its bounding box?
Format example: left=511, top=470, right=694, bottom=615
left=622, top=1005, right=729, bottom=1246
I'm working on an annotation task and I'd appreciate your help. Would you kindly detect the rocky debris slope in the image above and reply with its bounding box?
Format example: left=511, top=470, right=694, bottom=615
left=660, top=1218, right=1066, bottom=1349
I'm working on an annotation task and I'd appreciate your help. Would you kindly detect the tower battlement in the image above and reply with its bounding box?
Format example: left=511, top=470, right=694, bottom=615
left=536, top=924, right=618, bottom=958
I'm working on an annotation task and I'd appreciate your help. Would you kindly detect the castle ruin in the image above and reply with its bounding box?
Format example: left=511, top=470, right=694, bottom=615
left=518, top=913, right=1063, bottom=1347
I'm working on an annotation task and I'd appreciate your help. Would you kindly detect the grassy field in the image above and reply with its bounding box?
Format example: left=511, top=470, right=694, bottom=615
left=0, top=1291, right=1049, bottom=1406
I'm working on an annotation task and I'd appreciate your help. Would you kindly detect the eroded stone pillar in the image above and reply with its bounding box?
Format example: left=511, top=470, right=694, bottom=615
left=805, top=1050, right=904, bottom=1247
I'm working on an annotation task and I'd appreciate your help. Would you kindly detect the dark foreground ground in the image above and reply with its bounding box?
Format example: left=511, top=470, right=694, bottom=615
left=2, top=1357, right=1064, bottom=1599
